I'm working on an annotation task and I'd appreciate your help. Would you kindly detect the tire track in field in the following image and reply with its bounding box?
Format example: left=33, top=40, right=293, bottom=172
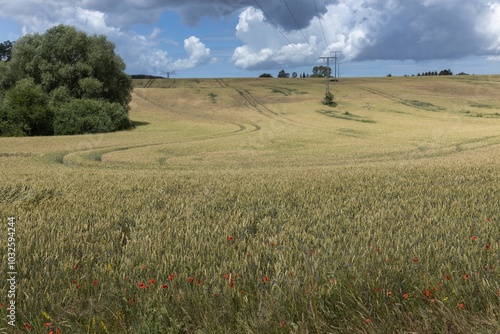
left=60, top=90, right=262, bottom=166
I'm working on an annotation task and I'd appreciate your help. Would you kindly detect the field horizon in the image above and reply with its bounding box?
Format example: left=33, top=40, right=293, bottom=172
left=1, top=75, right=499, bottom=333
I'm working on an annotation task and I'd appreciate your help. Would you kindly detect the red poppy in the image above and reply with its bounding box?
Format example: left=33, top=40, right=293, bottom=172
left=224, top=274, right=230, bottom=280
left=140, top=265, right=148, bottom=269
left=458, top=303, right=465, bottom=309
left=138, top=281, right=145, bottom=289
left=365, top=319, right=371, bottom=324
left=445, top=275, right=451, bottom=280
left=229, top=279, right=234, bottom=288
left=161, top=284, right=169, bottom=289
left=471, top=235, right=478, bottom=240
left=168, top=274, right=175, bottom=281
left=424, top=290, right=432, bottom=297
left=72, top=279, right=77, bottom=284
left=149, top=278, right=156, bottom=284
left=485, top=243, right=490, bottom=251
left=73, top=265, right=78, bottom=269
left=270, top=241, right=275, bottom=246
left=227, top=236, right=234, bottom=241
left=76, top=284, right=81, bottom=289
left=413, top=257, right=419, bottom=263
left=93, top=280, right=99, bottom=286
left=463, top=274, right=470, bottom=280
left=387, top=291, right=392, bottom=297
left=403, top=293, right=409, bottom=299
left=44, top=323, right=51, bottom=327
left=263, top=276, right=268, bottom=283
left=280, top=321, right=285, bottom=327
left=23, top=324, right=33, bottom=329
left=189, top=277, right=195, bottom=284
left=197, top=278, right=202, bottom=285
left=125, top=276, right=130, bottom=280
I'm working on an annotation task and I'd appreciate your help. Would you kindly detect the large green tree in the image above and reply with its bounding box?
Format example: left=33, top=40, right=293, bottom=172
left=0, top=25, right=132, bottom=136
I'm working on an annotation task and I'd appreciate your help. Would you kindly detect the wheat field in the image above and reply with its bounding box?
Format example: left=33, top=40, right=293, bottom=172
left=0, top=76, right=499, bottom=333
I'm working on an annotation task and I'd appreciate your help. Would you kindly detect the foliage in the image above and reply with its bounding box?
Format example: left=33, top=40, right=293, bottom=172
left=311, top=65, right=331, bottom=78
left=0, top=25, right=132, bottom=137
left=259, top=73, right=273, bottom=78
left=324, top=91, right=334, bottom=105
left=0, top=40, right=13, bottom=61
left=0, top=78, right=53, bottom=136
left=277, top=69, right=290, bottom=78
left=53, top=99, right=130, bottom=135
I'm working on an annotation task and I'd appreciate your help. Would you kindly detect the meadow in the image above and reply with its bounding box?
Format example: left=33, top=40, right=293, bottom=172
left=0, top=75, right=499, bottom=333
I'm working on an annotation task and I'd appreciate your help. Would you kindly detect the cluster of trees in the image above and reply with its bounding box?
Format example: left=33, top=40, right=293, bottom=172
left=0, top=25, right=132, bottom=137
left=402, top=69, right=455, bottom=77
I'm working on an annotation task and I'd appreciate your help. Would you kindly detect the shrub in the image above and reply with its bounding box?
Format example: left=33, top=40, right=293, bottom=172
left=54, top=99, right=130, bottom=135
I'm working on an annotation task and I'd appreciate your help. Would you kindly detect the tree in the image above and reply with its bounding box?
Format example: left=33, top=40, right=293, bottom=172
left=277, top=69, right=290, bottom=78
left=259, top=73, right=273, bottom=78
left=292, top=72, right=298, bottom=78
left=0, top=25, right=132, bottom=136
left=311, top=66, right=331, bottom=78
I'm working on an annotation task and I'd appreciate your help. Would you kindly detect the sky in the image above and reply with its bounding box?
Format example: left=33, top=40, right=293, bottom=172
left=1, top=0, right=500, bottom=78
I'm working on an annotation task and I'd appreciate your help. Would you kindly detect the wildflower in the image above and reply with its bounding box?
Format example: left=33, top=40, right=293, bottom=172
left=93, top=280, right=99, bottom=286
left=227, top=236, right=234, bottom=241
left=229, top=279, right=234, bottom=288
left=463, top=274, right=470, bottom=280
left=140, top=265, right=148, bottom=269
left=485, top=243, right=490, bottom=251
left=161, top=284, right=169, bottom=289
left=45, top=322, right=51, bottom=327
left=148, top=278, right=156, bottom=284
left=387, top=291, right=392, bottom=297
left=424, top=290, right=432, bottom=297
left=443, top=296, right=449, bottom=301
left=76, top=284, right=81, bottom=289
left=413, top=257, right=419, bottom=263
left=270, top=241, right=275, bottom=246
left=263, top=276, right=268, bottom=283
left=23, top=323, right=33, bottom=329
left=403, top=293, right=409, bottom=299
left=168, top=274, right=175, bottom=281
left=125, top=276, right=129, bottom=280
left=445, top=275, right=451, bottom=280
left=196, top=279, right=202, bottom=285
left=224, top=274, right=230, bottom=280
left=138, top=281, right=145, bottom=289
left=471, top=235, right=478, bottom=240
left=365, top=319, right=371, bottom=324
left=212, top=293, right=218, bottom=297
left=189, top=277, right=195, bottom=284
left=458, top=303, right=465, bottom=309
left=73, top=265, right=78, bottom=269
left=280, top=321, right=285, bottom=327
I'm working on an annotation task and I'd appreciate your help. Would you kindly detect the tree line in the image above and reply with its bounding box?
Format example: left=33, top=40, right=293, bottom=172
left=260, top=66, right=332, bottom=79
left=0, top=25, right=133, bottom=137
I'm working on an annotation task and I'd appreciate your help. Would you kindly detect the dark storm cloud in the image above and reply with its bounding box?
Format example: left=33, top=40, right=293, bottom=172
left=353, top=0, right=493, bottom=61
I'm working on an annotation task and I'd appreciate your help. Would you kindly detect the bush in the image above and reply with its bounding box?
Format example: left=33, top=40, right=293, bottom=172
left=54, top=99, right=130, bottom=135
left=2, top=78, right=53, bottom=136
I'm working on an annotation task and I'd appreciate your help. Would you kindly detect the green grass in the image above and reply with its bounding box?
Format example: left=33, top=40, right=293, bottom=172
left=0, top=76, right=499, bottom=333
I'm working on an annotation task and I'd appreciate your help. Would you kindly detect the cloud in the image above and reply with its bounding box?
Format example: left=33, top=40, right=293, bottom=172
left=171, top=36, right=215, bottom=70
left=231, top=0, right=500, bottom=70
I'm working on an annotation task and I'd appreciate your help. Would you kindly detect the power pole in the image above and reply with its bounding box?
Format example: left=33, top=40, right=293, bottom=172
left=331, top=51, right=341, bottom=81
left=319, top=56, right=335, bottom=95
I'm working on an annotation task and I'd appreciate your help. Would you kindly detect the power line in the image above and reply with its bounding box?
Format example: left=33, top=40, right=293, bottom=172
left=283, top=0, right=320, bottom=57
left=313, top=0, right=332, bottom=55
left=253, top=0, right=315, bottom=61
